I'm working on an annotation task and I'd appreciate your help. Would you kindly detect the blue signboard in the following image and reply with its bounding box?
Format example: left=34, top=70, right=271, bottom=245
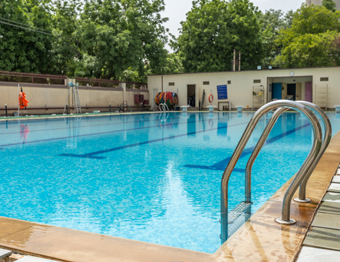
left=217, top=85, right=228, bottom=100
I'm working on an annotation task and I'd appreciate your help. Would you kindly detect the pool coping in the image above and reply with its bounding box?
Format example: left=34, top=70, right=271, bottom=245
left=0, top=116, right=339, bottom=261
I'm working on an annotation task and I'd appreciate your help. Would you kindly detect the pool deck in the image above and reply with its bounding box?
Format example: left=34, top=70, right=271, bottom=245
left=1, top=115, right=340, bottom=261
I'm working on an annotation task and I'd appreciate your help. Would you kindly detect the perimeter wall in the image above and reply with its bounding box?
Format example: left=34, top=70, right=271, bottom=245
left=0, top=81, right=149, bottom=116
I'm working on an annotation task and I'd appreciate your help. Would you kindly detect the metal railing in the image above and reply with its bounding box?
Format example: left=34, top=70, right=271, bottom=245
left=159, top=103, right=169, bottom=112
left=220, top=100, right=331, bottom=243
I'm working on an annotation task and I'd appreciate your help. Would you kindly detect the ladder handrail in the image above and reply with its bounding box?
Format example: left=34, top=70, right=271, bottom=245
left=244, top=107, right=289, bottom=203
left=245, top=102, right=332, bottom=204
left=159, top=103, right=169, bottom=112
left=221, top=100, right=323, bottom=243
left=296, top=101, right=332, bottom=201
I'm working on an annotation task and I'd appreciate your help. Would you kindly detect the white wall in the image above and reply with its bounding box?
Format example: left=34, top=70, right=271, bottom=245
left=148, top=67, right=340, bottom=110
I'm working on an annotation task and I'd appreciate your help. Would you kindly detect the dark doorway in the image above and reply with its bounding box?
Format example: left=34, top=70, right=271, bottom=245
left=272, top=83, right=282, bottom=100
left=287, top=84, right=296, bottom=100
left=187, top=85, right=195, bottom=107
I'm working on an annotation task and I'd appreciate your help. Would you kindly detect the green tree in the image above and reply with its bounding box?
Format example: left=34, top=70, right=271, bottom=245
left=75, top=0, right=169, bottom=80
left=0, top=0, right=53, bottom=73
left=49, top=0, right=82, bottom=75
left=275, top=4, right=340, bottom=68
left=323, top=0, right=337, bottom=12
left=175, top=0, right=263, bottom=73
left=161, top=53, right=185, bottom=74
left=259, top=9, right=293, bottom=66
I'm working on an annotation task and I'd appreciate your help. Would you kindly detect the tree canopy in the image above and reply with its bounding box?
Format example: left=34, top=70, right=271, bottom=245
left=1, top=0, right=340, bottom=81
left=322, top=0, right=337, bottom=12
left=175, top=0, right=263, bottom=73
left=0, top=0, right=169, bottom=82
left=259, top=9, right=294, bottom=67
left=275, top=4, right=340, bottom=68
left=0, top=0, right=53, bottom=73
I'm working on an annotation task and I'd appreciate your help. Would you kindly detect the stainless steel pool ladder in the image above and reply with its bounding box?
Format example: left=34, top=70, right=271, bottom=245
left=159, top=103, right=169, bottom=111
left=221, top=100, right=331, bottom=243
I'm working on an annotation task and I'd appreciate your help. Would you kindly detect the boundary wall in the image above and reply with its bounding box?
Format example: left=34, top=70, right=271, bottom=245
left=0, top=81, right=149, bottom=116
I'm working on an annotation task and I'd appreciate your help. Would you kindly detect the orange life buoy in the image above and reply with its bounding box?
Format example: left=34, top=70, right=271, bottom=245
left=208, top=94, right=213, bottom=103
left=18, top=91, right=29, bottom=109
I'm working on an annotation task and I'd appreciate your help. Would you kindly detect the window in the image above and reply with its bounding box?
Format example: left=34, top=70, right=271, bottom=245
left=320, top=77, right=329, bottom=82
left=203, top=81, right=210, bottom=85
left=168, top=82, right=175, bottom=86
left=227, top=80, right=231, bottom=84
left=253, top=79, right=261, bottom=84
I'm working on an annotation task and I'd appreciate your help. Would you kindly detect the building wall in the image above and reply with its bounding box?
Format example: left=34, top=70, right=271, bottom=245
left=147, top=67, right=340, bottom=110
left=0, top=82, right=149, bottom=115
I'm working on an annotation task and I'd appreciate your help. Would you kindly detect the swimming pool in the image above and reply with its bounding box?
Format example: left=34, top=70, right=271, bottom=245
left=1, top=112, right=340, bottom=253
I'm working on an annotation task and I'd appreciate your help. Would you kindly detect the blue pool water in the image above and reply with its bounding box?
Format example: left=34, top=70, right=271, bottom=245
left=1, top=112, right=340, bottom=253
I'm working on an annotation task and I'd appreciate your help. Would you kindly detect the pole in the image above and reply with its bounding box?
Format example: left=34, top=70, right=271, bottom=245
left=239, top=51, right=241, bottom=71
left=233, top=49, right=236, bottom=72
left=109, top=103, right=111, bottom=113
left=5, top=104, right=7, bottom=118
left=66, top=105, right=68, bottom=115
left=17, top=84, right=20, bottom=117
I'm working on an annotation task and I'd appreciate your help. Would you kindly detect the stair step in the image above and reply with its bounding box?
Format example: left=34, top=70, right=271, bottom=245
left=228, top=201, right=252, bottom=224
left=0, top=248, right=11, bottom=259
left=16, top=256, right=56, bottom=262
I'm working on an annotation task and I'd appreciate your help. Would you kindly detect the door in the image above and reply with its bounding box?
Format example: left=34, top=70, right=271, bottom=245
left=287, top=84, right=296, bottom=100
left=272, top=83, right=282, bottom=100
left=187, top=85, right=196, bottom=107
left=305, top=82, right=312, bottom=102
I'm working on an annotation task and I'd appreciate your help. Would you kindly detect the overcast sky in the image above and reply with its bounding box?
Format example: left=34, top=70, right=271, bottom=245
left=162, top=0, right=305, bottom=51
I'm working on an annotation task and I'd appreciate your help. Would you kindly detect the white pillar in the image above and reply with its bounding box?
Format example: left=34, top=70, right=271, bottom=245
left=122, top=83, right=126, bottom=103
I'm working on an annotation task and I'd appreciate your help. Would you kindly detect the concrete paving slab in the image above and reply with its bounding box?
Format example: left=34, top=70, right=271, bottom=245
left=303, top=227, right=340, bottom=251
left=323, top=192, right=340, bottom=202
left=312, top=213, right=340, bottom=230
left=318, top=201, right=340, bottom=214
left=332, top=176, right=340, bottom=183
left=0, top=247, right=11, bottom=259
left=297, top=246, right=340, bottom=262
left=327, top=183, right=340, bottom=193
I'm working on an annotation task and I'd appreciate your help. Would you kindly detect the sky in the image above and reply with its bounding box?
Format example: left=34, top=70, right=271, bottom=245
left=162, top=0, right=305, bottom=51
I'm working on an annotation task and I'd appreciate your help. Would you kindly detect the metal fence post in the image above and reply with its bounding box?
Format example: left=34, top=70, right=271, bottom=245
left=109, top=103, right=111, bottom=113
left=5, top=104, right=7, bottom=118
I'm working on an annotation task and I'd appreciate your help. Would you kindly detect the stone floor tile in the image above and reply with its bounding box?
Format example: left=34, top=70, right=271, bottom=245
left=333, top=176, right=340, bottom=183
left=323, top=192, right=340, bottom=202
left=297, top=246, right=340, bottom=262
left=303, top=227, right=340, bottom=251
left=312, top=213, right=340, bottom=230
left=318, top=201, right=340, bottom=214
left=327, top=183, right=340, bottom=193
left=0, top=248, right=11, bottom=259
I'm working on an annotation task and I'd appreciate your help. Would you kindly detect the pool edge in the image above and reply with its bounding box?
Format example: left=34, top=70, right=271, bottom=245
left=0, top=122, right=339, bottom=261
left=214, top=130, right=340, bottom=261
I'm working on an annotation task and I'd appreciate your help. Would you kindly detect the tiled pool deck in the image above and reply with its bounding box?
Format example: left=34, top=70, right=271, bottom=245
left=296, top=165, right=340, bottom=261
left=0, top=113, right=339, bottom=261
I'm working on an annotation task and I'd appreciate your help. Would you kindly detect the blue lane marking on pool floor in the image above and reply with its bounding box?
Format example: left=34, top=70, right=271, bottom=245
left=59, top=121, right=251, bottom=159
left=184, top=122, right=311, bottom=171
left=0, top=117, right=209, bottom=148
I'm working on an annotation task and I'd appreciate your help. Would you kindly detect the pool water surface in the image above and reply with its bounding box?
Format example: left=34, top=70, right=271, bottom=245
left=1, top=112, right=340, bottom=253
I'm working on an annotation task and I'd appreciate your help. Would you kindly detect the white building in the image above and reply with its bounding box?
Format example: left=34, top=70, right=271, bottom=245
left=147, top=66, right=340, bottom=111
